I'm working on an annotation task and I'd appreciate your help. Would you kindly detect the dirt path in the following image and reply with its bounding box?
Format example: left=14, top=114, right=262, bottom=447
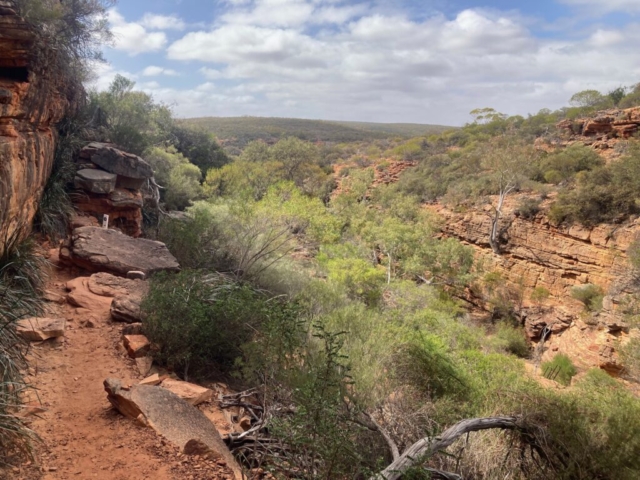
left=8, top=252, right=231, bottom=480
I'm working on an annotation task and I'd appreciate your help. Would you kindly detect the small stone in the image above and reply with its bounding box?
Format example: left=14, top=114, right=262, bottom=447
left=136, top=356, right=153, bottom=376
left=239, top=416, right=252, bottom=431
left=43, top=290, right=65, bottom=304
left=123, top=334, right=150, bottom=358
left=139, top=373, right=163, bottom=386
left=122, top=323, right=144, bottom=336
left=160, top=378, right=214, bottom=406
left=126, top=271, right=146, bottom=280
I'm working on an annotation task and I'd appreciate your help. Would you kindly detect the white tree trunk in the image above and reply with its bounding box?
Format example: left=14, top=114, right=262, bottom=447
left=369, top=416, right=520, bottom=480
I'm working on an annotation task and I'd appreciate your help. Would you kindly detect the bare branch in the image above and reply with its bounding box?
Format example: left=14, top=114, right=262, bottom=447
left=370, top=416, right=522, bottom=480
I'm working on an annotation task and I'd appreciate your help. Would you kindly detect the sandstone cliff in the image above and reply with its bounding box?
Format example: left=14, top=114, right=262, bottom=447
left=0, top=1, right=67, bottom=247
left=430, top=199, right=639, bottom=374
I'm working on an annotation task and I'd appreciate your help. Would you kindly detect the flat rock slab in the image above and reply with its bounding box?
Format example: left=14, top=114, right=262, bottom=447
left=62, top=226, right=180, bottom=276
left=160, top=378, right=214, bottom=406
left=81, top=142, right=153, bottom=180
left=66, top=277, right=113, bottom=310
left=88, top=272, right=147, bottom=298
left=104, top=378, right=240, bottom=479
left=140, top=373, right=163, bottom=386
left=16, top=317, right=66, bottom=341
left=74, top=169, right=117, bottom=194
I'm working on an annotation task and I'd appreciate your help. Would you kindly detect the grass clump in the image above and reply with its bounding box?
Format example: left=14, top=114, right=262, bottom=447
left=0, top=233, right=47, bottom=461
left=542, top=353, right=577, bottom=385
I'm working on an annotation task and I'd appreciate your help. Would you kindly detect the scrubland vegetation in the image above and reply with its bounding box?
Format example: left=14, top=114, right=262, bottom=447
left=4, top=0, right=640, bottom=476
left=134, top=83, right=640, bottom=477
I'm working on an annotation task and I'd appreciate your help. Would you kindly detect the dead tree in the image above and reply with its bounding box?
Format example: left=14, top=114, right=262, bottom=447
left=369, top=416, right=524, bottom=480
left=483, top=139, right=535, bottom=255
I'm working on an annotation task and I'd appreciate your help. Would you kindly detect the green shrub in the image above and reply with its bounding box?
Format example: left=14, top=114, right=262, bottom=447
left=538, top=144, right=603, bottom=184
left=393, top=335, right=468, bottom=400
left=515, top=197, right=542, bottom=219
left=550, top=145, right=640, bottom=226
left=571, top=283, right=605, bottom=312
left=543, top=169, right=563, bottom=184
left=494, top=322, right=530, bottom=358
left=542, top=353, right=577, bottom=385
left=141, top=271, right=300, bottom=380
left=530, top=286, right=551, bottom=304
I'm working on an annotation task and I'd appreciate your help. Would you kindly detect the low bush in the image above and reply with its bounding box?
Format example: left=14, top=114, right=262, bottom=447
left=571, top=283, right=605, bottom=312
left=515, top=197, right=542, bottom=219
left=530, top=286, right=551, bottom=304
left=494, top=322, right=530, bottom=358
left=542, top=353, right=577, bottom=385
left=141, top=270, right=300, bottom=380
left=550, top=144, right=640, bottom=226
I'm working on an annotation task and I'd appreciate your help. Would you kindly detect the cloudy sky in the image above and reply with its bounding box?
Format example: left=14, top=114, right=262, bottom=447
left=95, top=0, right=640, bottom=125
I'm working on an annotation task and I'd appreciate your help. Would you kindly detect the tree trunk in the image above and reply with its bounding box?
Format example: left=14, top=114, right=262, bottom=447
left=489, top=191, right=507, bottom=255
left=369, top=416, right=521, bottom=480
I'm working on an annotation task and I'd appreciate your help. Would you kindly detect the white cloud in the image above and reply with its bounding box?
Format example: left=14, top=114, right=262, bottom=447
left=85, top=62, right=137, bottom=91
left=140, top=13, right=186, bottom=30
left=108, top=9, right=167, bottom=55
left=200, top=67, right=224, bottom=79
left=142, top=65, right=180, bottom=76
left=588, top=29, right=624, bottom=47
left=101, top=3, right=640, bottom=124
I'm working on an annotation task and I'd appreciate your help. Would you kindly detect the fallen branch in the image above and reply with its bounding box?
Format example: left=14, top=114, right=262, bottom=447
left=370, top=416, right=522, bottom=480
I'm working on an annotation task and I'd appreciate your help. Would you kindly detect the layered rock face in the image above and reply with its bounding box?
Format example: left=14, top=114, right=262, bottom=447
left=435, top=204, right=636, bottom=301
left=0, top=1, right=67, bottom=246
left=433, top=202, right=639, bottom=373
left=72, top=142, right=153, bottom=237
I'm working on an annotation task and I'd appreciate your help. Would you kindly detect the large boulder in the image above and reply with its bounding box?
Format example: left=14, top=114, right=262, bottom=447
left=60, top=226, right=180, bottom=276
left=80, top=142, right=152, bottom=189
left=74, top=168, right=117, bottom=194
left=104, top=378, right=240, bottom=479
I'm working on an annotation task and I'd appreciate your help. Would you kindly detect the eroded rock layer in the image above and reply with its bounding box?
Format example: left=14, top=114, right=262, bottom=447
left=0, top=2, right=67, bottom=248
left=434, top=204, right=637, bottom=302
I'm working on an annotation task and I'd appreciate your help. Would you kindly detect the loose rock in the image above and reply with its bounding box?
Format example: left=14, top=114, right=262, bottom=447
left=160, top=378, right=214, bottom=406
left=123, top=334, right=151, bottom=358
left=16, top=317, right=66, bottom=341
left=74, top=168, right=117, bottom=194
left=104, top=378, right=241, bottom=479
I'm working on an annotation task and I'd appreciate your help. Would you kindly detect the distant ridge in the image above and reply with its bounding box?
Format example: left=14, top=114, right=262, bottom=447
left=180, top=116, right=454, bottom=150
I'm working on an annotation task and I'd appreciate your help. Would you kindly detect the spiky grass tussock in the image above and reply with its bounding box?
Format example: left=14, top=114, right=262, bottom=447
left=0, top=230, right=47, bottom=462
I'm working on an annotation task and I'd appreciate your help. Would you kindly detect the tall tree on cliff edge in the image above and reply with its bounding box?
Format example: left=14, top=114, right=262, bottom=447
left=482, top=138, right=536, bottom=254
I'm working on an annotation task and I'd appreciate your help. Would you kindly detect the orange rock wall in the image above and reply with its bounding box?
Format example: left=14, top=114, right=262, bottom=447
left=433, top=205, right=639, bottom=307
left=0, top=2, right=67, bottom=246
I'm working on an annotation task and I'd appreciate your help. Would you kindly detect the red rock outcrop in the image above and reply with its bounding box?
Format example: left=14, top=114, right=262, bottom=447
left=71, top=143, right=154, bottom=237
left=431, top=200, right=639, bottom=375
left=0, top=1, right=67, bottom=248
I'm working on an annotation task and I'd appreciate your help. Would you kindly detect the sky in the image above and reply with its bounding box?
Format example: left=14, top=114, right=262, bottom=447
left=93, top=0, right=640, bottom=125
